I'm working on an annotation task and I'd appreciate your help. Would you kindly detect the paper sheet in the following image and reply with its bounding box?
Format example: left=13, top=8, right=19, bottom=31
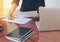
left=3, top=17, right=32, bottom=24
left=5, top=36, right=20, bottom=42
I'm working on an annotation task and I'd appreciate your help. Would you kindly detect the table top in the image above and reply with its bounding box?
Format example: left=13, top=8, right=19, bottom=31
left=0, top=19, right=39, bottom=42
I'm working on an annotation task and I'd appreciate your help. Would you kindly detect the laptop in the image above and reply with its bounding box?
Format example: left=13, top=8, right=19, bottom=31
left=6, top=27, right=36, bottom=42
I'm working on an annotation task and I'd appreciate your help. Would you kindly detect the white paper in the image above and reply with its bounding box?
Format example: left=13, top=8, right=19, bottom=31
left=5, top=36, right=20, bottom=42
left=3, top=17, right=32, bottom=24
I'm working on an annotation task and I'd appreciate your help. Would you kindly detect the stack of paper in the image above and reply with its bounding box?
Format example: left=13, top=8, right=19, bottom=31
left=3, top=17, right=32, bottom=24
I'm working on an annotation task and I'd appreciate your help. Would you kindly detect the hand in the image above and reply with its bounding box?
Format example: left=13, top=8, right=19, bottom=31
left=5, top=9, right=14, bottom=20
left=7, top=13, right=14, bottom=20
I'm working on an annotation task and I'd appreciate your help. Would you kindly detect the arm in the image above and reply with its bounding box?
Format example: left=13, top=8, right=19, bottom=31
left=8, top=0, right=20, bottom=19
left=9, top=3, right=18, bottom=14
left=10, top=0, right=20, bottom=13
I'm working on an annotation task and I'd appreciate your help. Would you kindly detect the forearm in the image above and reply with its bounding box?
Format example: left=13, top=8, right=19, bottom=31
left=7, top=0, right=19, bottom=19
left=7, top=3, right=18, bottom=20
left=9, top=3, right=18, bottom=15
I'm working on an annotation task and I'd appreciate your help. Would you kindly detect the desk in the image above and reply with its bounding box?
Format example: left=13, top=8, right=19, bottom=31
left=0, top=18, right=39, bottom=42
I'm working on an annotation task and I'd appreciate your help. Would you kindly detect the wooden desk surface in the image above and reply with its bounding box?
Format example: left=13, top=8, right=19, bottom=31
left=0, top=19, right=39, bottom=42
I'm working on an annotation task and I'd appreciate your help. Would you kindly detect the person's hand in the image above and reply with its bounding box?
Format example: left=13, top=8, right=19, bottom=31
left=7, top=12, right=14, bottom=20
left=5, top=9, right=14, bottom=20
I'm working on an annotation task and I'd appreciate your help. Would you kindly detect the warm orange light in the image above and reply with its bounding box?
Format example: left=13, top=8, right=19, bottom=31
left=4, top=0, right=12, bottom=9
left=3, top=0, right=12, bottom=18
left=0, top=0, right=12, bottom=18
left=0, top=0, right=4, bottom=12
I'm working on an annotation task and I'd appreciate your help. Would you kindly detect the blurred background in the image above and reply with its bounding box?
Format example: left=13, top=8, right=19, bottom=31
left=0, top=0, right=60, bottom=18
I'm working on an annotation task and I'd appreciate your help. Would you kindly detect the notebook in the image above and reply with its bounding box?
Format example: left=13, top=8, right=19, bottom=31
left=6, top=27, right=36, bottom=42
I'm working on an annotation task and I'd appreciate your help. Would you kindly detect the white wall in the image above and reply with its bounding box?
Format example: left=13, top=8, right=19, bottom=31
left=39, top=8, right=60, bottom=31
left=45, top=0, right=60, bottom=8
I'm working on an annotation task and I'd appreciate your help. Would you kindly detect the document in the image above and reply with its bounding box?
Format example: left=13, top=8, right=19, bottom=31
left=3, top=17, right=32, bottom=24
left=5, top=36, right=20, bottom=42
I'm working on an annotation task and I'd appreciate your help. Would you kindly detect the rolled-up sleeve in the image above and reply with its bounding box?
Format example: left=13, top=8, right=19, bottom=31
left=12, top=0, right=20, bottom=6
